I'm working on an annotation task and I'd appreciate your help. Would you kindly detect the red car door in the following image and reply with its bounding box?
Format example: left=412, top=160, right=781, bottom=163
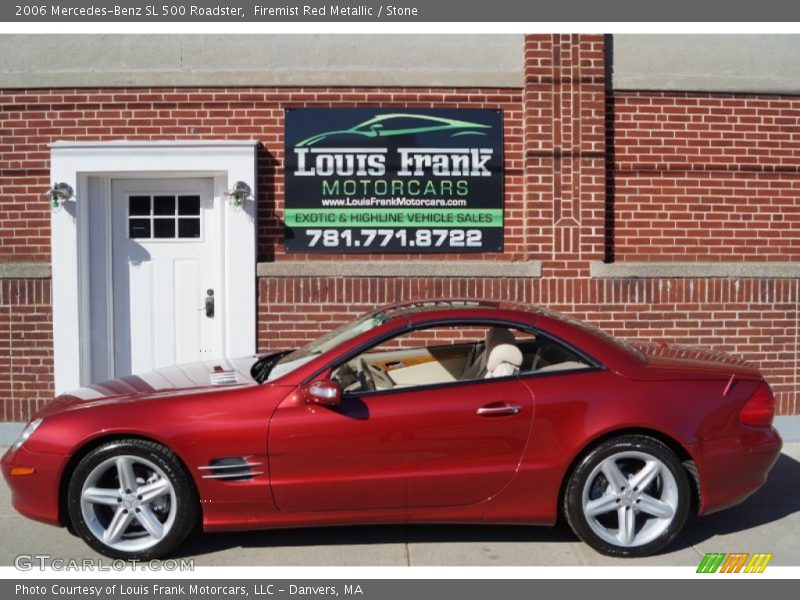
left=268, top=378, right=534, bottom=512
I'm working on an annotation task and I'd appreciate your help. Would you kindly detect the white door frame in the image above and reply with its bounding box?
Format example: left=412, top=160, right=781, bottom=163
left=50, top=141, right=258, bottom=394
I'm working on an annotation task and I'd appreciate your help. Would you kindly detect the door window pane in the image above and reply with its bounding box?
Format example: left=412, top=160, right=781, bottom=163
left=178, top=218, right=201, bottom=238
left=153, top=218, right=176, bottom=238
left=129, top=219, right=151, bottom=239
left=153, top=195, right=176, bottom=216
left=178, top=195, right=201, bottom=216
left=129, top=196, right=151, bottom=216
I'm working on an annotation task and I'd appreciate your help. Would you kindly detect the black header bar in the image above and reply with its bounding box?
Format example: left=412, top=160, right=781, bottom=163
left=5, top=0, right=800, bottom=22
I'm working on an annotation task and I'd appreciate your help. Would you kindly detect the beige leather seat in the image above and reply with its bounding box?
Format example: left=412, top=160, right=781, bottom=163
left=536, top=360, right=587, bottom=373
left=484, top=344, right=523, bottom=378
left=461, top=327, right=516, bottom=380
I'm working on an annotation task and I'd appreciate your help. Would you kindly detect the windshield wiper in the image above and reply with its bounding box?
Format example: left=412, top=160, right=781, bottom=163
left=251, top=350, right=293, bottom=384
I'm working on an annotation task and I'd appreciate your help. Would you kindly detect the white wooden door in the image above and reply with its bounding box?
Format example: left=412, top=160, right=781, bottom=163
left=111, top=178, right=223, bottom=376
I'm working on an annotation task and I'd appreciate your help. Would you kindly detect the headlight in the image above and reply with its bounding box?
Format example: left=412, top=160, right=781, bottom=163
left=10, top=418, right=42, bottom=453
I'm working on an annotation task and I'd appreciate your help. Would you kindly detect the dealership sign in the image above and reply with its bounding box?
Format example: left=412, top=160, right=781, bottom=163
left=284, top=108, right=504, bottom=252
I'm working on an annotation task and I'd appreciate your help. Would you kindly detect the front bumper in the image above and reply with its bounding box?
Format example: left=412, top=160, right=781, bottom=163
left=1, top=445, right=67, bottom=527
left=696, top=426, right=783, bottom=516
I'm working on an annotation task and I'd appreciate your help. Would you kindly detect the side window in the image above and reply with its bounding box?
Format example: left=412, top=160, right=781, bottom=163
left=518, top=333, right=592, bottom=375
left=330, top=324, right=537, bottom=393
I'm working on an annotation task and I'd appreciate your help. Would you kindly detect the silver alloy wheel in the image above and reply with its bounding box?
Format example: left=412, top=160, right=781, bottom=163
left=80, top=455, right=177, bottom=552
left=581, top=450, right=679, bottom=548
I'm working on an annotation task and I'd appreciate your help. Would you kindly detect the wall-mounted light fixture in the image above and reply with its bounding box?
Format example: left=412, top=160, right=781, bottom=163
left=45, top=182, right=75, bottom=210
left=225, top=181, right=253, bottom=209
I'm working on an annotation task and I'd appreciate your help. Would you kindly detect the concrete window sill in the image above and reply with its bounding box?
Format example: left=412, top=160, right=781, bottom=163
left=590, top=261, right=800, bottom=279
left=257, top=261, right=542, bottom=279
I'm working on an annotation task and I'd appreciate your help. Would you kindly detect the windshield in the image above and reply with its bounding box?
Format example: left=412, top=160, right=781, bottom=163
left=260, top=311, right=391, bottom=383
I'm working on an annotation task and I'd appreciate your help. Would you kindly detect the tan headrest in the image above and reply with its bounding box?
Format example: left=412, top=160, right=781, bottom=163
left=486, top=343, right=523, bottom=373
left=486, top=327, right=515, bottom=351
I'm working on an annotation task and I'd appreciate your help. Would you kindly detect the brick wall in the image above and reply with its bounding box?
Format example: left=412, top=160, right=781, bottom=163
left=257, top=277, right=798, bottom=416
left=1, top=34, right=800, bottom=420
left=0, top=87, right=524, bottom=264
left=0, top=85, right=522, bottom=419
left=0, top=279, right=52, bottom=420
left=611, top=92, right=800, bottom=262
left=255, top=36, right=799, bottom=418
left=523, top=34, right=606, bottom=275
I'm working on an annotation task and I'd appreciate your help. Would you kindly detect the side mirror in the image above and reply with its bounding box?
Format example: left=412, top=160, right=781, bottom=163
left=305, top=380, right=341, bottom=407
left=369, top=123, right=384, bottom=135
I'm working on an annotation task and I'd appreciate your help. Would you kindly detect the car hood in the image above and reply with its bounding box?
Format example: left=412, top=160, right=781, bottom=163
left=37, top=356, right=260, bottom=417
left=628, top=341, right=761, bottom=379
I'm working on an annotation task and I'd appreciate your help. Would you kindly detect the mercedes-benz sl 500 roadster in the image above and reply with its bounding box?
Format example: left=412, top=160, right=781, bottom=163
left=2, top=300, right=782, bottom=558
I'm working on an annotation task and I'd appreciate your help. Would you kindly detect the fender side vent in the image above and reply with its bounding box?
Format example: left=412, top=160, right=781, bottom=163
left=198, top=456, right=262, bottom=481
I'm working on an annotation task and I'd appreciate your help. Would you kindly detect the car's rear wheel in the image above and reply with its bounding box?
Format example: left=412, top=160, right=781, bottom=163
left=563, top=435, right=690, bottom=557
left=67, top=439, right=198, bottom=559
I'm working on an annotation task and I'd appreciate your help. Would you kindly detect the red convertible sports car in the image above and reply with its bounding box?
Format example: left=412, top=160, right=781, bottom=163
left=2, top=300, right=782, bottom=559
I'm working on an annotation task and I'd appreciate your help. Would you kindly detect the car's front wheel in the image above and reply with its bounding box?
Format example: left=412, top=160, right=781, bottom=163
left=563, top=435, right=690, bottom=557
left=67, top=439, right=198, bottom=559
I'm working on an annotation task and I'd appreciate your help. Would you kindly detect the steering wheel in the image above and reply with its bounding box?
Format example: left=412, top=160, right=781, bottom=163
left=369, top=362, right=394, bottom=389
left=359, top=358, right=376, bottom=391
left=360, top=359, right=395, bottom=390
left=531, top=346, right=545, bottom=371
left=333, top=362, right=359, bottom=390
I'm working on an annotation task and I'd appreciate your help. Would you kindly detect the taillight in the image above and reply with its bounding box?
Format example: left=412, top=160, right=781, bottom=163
left=739, top=383, right=776, bottom=427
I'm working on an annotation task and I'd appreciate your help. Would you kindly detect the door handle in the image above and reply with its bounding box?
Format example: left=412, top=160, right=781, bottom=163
left=205, top=289, right=214, bottom=318
left=476, top=402, right=522, bottom=417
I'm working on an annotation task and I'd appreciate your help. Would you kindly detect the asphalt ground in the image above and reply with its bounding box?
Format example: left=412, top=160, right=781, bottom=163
left=1, top=443, right=798, bottom=567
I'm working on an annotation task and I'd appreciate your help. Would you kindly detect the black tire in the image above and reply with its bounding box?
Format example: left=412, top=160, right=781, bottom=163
left=563, top=434, right=690, bottom=557
left=66, top=438, right=199, bottom=560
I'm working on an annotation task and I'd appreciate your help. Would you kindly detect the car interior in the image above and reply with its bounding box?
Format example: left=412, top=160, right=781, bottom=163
left=331, top=325, right=593, bottom=393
